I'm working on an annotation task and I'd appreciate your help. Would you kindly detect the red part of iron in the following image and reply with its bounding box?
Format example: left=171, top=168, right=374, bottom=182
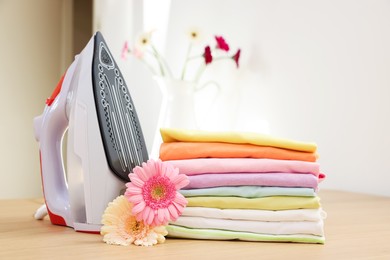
left=46, top=73, right=65, bottom=106
left=39, top=151, right=67, bottom=227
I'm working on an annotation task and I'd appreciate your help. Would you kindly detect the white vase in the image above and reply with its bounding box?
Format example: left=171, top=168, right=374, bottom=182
left=151, top=77, right=198, bottom=158
left=156, top=77, right=198, bottom=129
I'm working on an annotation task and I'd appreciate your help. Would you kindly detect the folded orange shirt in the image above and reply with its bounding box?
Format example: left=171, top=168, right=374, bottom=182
left=160, top=142, right=318, bottom=162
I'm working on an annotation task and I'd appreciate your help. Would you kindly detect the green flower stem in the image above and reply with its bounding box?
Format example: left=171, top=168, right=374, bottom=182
left=187, top=55, right=202, bottom=60
left=151, top=44, right=166, bottom=77
left=140, top=58, right=158, bottom=76
left=181, top=43, right=192, bottom=80
left=159, top=54, right=174, bottom=79
left=193, top=55, right=233, bottom=83
left=151, top=44, right=175, bottom=79
left=212, top=56, right=232, bottom=61
left=194, top=63, right=206, bottom=83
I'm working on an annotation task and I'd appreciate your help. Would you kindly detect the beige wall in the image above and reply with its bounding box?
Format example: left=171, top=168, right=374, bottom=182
left=0, top=0, right=72, bottom=198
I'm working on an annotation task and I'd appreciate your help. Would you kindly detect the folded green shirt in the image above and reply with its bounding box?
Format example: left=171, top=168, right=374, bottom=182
left=167, top=225, right=325, bottom=244
left=180, top=186, right=316, bottom=198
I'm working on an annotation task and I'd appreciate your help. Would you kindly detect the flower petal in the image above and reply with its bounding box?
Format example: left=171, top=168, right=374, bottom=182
left=125, top=186, right=142, bottom=195
left=103, top=233, right=129, bottom=246
left=132, top=200, right=146, bottom=214
left=143, top=206, right=151, bottom=221
left=215, top=35, right=230, bottom=52
left=160, top=163, right=168, bottom=177
left=167, top=204, right=179, bottom=220
left=146, top=160, right=156, bottom=175
left=172, top=200, right=185, bottom=213
left=134, top=166, right=149, bottom=182
left=232, top=49, right=241, bottom=68
left=164, top=164, right=179, bottom=179
left=163, top=207, right=170, bottom=222
left=174, top=192, right=188, bottom=206
left=129, top=175, right=145, bottom=187
left=172, top=174, right=189, bottom=189
left=157, top=208, right=165, bottom=223
left=203, top=46, right=213, bottom=64
left=147, top=210, right=155, bottom=225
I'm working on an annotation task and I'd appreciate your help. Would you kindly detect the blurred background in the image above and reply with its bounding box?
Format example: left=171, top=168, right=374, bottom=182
left=1, top=0, right=389, bottom=199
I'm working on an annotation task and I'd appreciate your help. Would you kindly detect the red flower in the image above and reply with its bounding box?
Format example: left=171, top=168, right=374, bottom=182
left=203, top=46, right=213, bottom=65
left=232, top=49, right=241, bottom=68
left=215, top=36, right=230, bottom=52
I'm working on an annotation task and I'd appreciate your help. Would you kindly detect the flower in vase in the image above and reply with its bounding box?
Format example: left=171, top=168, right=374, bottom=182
left=125, top=159, right=189, bottom=226
left=123, top=27, right=241, bottom=82
left=215, top=36, right=230, bottom=52
left=232, top=49, right=241, bottom=68
left=203, top=46, right=213, bottom=65
left=121, top=41, right=129, bottom=60
left=136, top=31, right=153, bottom=49
left=188, top=27, right=202, bottom=43
left=101, top=195, right=167, bottom=246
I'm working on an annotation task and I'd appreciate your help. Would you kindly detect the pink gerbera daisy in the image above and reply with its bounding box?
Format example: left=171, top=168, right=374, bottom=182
left=125, top=159, right=189, bottom=226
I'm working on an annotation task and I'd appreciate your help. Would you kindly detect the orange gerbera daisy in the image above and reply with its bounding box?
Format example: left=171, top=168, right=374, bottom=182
left=101, top=195, right=167, bottom=246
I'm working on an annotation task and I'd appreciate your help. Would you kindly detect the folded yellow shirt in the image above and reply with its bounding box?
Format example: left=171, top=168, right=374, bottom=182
left=187, top=196, right=321, bottom=210
left=160, top=128, right=317, bottom=153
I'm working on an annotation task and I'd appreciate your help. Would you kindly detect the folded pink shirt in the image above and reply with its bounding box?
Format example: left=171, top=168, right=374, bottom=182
left=183, top=173, right=319, bottom=190
left=166, top=158, right=320, bottom=176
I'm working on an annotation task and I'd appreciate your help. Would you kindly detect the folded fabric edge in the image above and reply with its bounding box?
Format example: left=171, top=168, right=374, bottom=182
left=166, top=225, right=325, bottom=244
left=179, top=186, right=317, bottom=198
left=180, top=207, right=327, bottom=222
left=160, top=128, right=317, bottom=153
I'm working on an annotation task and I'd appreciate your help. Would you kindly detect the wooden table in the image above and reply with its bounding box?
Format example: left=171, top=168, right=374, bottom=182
left=1, top=190, right=390, bottom=259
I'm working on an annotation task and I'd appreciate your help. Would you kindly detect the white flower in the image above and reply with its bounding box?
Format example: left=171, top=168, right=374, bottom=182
left=135, top=31, right=154, bottom=50
left=187, top=27, right=202, bottom=43
left=100, top=195, right=168, bottom=247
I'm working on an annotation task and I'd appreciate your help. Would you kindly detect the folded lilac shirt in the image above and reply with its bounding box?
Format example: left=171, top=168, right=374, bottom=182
left=183, top=173, right=319, bottom=190
left=166, top=158, right=320, bottom=176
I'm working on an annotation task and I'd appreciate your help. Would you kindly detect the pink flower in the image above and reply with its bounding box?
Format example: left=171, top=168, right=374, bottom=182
left=125, top=159, right=189, bottom=226
left=232, top=49, right=241, bottom=68
left=132, top=46, right=144, bottom=59
left=121, top=41, right=129, bottom=60
left=215, top=36, right=230, bottom=52
left=203, top=46, right=213, bottom=65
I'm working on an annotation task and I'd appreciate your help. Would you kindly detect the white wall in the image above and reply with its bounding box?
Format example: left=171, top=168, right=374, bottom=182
left=163, top=0, right=390, bottom=196
left=93, top=0, right=162, bottom=157
left=0, top=0, right=72, bottom=198
left=93, top=0, right=390, bottom=197
left=2, top=0, right=389, bottom=198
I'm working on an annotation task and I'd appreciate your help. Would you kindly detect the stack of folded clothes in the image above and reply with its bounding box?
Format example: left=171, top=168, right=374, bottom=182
left=160, top=128, right=326, bottom=244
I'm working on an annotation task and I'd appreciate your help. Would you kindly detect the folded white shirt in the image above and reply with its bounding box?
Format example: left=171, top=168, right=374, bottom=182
left=182, top=207, right=327, bottom=222
left=172, top=216, right=324, bottom=236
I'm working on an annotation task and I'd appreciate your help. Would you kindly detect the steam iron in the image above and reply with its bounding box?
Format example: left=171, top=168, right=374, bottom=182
left=33, top=32, right=148, bottom=232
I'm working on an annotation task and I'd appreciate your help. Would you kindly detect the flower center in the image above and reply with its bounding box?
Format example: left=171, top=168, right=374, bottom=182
left=142, top=175, right=176, bottom=210
left=124, top=216, right=149, bottom=240
left=191, top=32, right=197, bottom=38
left=151, top=185, right=165, bottom=200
